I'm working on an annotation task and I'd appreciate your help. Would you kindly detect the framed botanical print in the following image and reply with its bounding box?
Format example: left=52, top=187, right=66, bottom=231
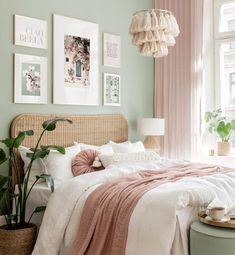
left=103, top=33, right=121, bottom=68
left=14, top=54, right=47, bottom=104
left=53, top=14, right=99, bottom=105
left=103, top=73, right=121, bottom=106
left=14, top=15, right=47, bottom=49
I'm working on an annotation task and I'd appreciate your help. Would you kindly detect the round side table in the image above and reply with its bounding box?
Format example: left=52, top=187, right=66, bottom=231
left=190, top=221, right=235, bottom=255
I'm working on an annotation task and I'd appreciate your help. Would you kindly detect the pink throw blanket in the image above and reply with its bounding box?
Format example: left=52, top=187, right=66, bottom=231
left=70, top=163, right=234, bottom=255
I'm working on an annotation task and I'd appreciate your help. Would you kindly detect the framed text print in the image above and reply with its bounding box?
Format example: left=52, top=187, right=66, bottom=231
left=53, top=14, right=99, bottom=105
left=14, top=54, right=47, bottom=104
left=103, top=73, right=121, bottom=106
left=14, top=15, right=47, bottom=49
left=103, top=33, right=121, bottom=68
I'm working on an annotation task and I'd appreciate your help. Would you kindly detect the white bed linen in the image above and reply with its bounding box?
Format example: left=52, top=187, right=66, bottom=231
left=32, top=160, right=235, bottom=255
left=26, top=182, right=60, bottom=228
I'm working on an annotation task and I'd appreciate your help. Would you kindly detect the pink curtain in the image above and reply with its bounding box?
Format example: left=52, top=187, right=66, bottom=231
left=155, top=0, right=204, bottom=160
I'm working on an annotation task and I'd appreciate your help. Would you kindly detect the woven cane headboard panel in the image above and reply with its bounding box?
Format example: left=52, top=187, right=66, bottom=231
left=11, top=113, right=128, bottom=147
left=10, top=113, right=128, bottom=182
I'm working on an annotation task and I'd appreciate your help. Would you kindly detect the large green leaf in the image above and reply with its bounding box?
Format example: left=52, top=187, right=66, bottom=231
left=40, top=145, right=65, bottom=155
left=42, top=118, right=72, bottom=131
left=216, top=121, right=232, bottom=141
left=34, top=206, right=46, bottom=213
left=26, top=148, right=50, bottom=160
left=231, top=119, right=235, bottom=130
left=36, top=174, right=54, bottom=192
left=0, top=148, right=8, bottom=165
left=1, top=138, right=15, bottom=148
left=0, top=130, right=34, bottom=149
left=13, top=130, right=34, bottom=148
left=0, top=175, right=11, bottom=192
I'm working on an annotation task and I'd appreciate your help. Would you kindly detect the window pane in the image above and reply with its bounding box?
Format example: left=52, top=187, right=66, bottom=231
left=219, top=2, right=235, bottom=32
left=219, top=41, right=235, bottom=107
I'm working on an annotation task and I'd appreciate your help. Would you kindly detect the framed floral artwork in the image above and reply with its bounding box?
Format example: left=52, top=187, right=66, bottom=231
left=14, top=54, right=47, bottom=104
left=53, top=14, right=99, bottom=105
left=14, top=15, right=47, bottom=49
left=103, top=73, right=121, bottom=106
left=103, top=33, right=121, bottom=68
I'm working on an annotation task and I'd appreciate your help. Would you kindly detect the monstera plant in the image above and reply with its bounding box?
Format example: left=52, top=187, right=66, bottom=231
left=0, top=117, right=72, bottom=255
left=204, top=109, right=235, bottom=155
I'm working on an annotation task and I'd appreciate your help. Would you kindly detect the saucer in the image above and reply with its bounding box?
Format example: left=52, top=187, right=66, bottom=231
left=205, top=215, right=230, bottom=223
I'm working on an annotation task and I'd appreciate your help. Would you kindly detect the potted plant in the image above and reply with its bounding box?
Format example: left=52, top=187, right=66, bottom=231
left=204, top=109, right=235, bottom=156
left=0, top=117, right=71, bottom=255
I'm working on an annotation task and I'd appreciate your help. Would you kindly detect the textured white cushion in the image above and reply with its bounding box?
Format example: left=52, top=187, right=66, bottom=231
left=19, top=145, right=81, bottom=185
left=109, top=141, right=145, bottom=153
left=42, top=145, right=81, bottom=183
left=18, top=146, right=45, bottom=185
left=74, top=142, right=114, bottom=154
left=99, top=151, right=161, bottom=168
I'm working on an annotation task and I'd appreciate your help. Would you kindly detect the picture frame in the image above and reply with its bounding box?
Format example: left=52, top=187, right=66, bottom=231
left=103, top=33, right=121, bottom=68
left=53, top=14, right=99, bottom=105
left=14, top=15, right=47, bottom=49
left=14, top=54, right=47, bottom=104
left=103, top=73, right=121, bottom=106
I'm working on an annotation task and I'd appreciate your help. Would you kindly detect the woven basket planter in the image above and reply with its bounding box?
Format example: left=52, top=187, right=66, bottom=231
left=0, top=224, right=37, bottom=255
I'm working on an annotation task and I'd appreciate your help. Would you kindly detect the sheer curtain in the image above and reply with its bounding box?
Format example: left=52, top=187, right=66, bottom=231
left=155, top=0, right=204, bottom=160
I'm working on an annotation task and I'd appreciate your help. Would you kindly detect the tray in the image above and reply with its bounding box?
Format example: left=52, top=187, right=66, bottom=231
left=198, top=211, right=235, bottom=228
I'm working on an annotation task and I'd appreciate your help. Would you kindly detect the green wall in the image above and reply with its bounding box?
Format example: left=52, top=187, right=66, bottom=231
left=0, top=0, right=154, bottom=147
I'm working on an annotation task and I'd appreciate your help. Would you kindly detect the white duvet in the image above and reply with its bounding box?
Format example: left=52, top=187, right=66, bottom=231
left=32, top=160, right=235, bottom=255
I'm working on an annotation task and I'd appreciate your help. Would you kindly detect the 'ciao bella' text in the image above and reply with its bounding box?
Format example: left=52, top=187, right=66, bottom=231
left=19, top=27, right=44, bottom=45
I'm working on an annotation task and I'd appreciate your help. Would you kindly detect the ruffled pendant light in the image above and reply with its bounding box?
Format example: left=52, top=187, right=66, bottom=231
left=129, top=9, right=180, bottom=58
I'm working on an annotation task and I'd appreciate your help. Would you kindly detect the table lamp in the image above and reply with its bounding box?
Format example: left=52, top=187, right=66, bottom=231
left=138, top=118, right=165, bottom=153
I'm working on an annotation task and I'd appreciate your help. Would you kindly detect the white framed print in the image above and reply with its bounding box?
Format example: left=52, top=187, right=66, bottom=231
left=14, top=54, right=47, bottom=104
left=103, top=73, right=121, bottom=106
left=14, top=15, right=47, bottom=49
left=53, top=14, right=99, bottom=105
left=103, top=33, right=121, bottom=68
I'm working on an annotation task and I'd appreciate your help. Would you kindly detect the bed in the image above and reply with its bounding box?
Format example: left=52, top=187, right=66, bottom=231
left=11, top=113, right=235, bottom=255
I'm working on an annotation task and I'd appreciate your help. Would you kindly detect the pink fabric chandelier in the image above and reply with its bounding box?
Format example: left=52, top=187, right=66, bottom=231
left=129, top=9, right=180, bottom=58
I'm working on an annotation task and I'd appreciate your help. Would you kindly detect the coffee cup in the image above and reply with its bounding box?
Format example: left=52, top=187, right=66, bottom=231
left=206, top=207, right=225, bottom=221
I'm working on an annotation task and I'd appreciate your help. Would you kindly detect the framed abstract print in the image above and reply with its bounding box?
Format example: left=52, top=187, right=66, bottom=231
left=103, top=73, right=121, bottom=106
left=14, top=54, right=47, bottom=104
left=14, top=15, right=47, bottom=49
left=53, top=14, right=99, bottom=105
left=103, top=33, right=121, bottom=68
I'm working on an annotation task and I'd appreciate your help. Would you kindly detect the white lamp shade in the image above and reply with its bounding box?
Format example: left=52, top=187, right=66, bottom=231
left=138, top=118, right=165, bottom=136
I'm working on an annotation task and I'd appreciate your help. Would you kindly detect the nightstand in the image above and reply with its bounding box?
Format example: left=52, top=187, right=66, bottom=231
left=190, top=221, right=235, bottom=255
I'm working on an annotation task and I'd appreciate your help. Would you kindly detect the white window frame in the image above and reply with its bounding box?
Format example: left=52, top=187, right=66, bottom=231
left=214, top=0, right=235, bottom=111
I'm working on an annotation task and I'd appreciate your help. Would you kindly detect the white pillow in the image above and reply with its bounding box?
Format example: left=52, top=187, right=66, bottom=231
left=41, top=145, right=81, bottom=182
left=99, top=151, right=161, bottom=168
left=19, top=144, right=81, bottom=185
left=109, top=141, right=145, bottom=153
left=18, top=146, right=44, bottom=185
left=74, top=142, right=114, bottom=154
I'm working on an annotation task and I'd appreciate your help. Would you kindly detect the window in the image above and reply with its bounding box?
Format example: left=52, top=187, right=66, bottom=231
left=215, top=0, right=235, bottom=147
left=215, top=1, right=235, bottom=110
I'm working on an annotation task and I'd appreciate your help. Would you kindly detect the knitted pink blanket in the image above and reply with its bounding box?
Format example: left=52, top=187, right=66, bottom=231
left=70, top=163, right=234, bottom=255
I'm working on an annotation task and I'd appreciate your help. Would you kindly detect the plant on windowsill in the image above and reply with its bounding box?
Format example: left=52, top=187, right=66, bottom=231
left=0, top=117, right=72, bottom=255
left=204, top=109, right=235, bottom=156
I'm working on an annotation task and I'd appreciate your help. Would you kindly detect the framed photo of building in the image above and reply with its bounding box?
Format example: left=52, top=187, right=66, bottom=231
left=103, top=33, right=121, bottom=68
left=14, top=54, right=47, bottom=104
left=14, top=15, right=47, bottom=49
left=53, top=14, right=99, bottom=105
left=103, top=73, right=121, bottom=106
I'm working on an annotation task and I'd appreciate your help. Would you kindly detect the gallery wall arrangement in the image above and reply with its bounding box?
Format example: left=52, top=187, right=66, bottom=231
left=0, top=0, right=154, bottom=165
left=14, top=13, right=123, bottom=107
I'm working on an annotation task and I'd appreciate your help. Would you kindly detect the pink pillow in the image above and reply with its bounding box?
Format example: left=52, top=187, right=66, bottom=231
left=72, top=149, right=104, bottom=176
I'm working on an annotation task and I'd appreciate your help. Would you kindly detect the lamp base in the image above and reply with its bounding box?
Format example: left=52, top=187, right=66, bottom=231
left=143, top=136, right=160, bottom=153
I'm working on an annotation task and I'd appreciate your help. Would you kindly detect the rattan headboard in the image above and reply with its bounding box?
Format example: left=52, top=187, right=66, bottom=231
left=10, top=113, right=128, bottom=181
